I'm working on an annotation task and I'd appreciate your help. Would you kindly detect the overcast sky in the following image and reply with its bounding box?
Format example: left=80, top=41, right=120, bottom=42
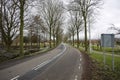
left=62, top=0, right=120, bottom=39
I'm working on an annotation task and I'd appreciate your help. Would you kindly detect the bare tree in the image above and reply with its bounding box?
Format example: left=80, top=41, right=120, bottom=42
left=13, top=0, right=26, bottom=55
left=13, top=0, right=35, bottom=55
left=28, top=23, right=34, bottom=49
left=25, top=14, right=47, bottom=49
left=0, top=0, right=20, bottom=51
left=68, top=11, right=83, bottom=48
left=63, top=32, right=71, bottom=44
left=55, top=19, right=64, bottom=45
left=52, top=12, right=64, bottom=46
left=19, top=0, right=26, bottom=55
left=71, top=0, right=102, bottom=51
left=33, top=15, right=45, bottom=49
left=109, top=24, right=120, bottom=34
left=68, top=25, right=76, bottom=46
left=37, top=0, right=64, bottom=48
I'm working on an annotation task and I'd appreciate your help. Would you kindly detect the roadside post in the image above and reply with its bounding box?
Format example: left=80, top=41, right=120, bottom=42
left=101, top=34, right=115, bottom=71
left=88, top=18, right=92, bottom=53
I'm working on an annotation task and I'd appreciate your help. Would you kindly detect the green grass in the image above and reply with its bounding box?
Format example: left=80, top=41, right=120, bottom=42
left=79, top=45, right=120, bottom=71
left=92, top=45, right=120, bottom=55
left=90, top=52, right=120, bottom=80
left=90, top=52, right=120, bottom=71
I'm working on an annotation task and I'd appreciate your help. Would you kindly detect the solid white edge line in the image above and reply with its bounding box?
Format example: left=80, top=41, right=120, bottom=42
left=10, top=75, right=20, bottom=80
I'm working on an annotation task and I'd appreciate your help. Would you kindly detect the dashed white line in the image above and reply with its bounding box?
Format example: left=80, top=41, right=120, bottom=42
left=78, top=63, right=81, bottom=69
left=75, top=75, right=78, bottom=80
left=10, top=75, right=20, bottom=80
left=80, top=58, right=82, bottom=62
left=78, top=66, right=80, bottom=69
left=80, top=55, right=81, bottom=58
left=32, top=44, right=66, bottom=71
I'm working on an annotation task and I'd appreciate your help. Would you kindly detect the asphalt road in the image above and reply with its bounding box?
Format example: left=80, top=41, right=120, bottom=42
left=0, top=44, right=83, bottom=80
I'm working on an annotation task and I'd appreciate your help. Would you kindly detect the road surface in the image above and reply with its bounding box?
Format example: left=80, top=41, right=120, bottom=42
left=0, top=44, right=83, bottom=80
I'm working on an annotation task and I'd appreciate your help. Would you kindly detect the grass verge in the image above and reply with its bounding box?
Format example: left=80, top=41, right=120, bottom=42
left=0, top=47, right=53, bottom=64
left=90, top=52, right=120, bottom=80
left=79, top=46, right=120, bottom=80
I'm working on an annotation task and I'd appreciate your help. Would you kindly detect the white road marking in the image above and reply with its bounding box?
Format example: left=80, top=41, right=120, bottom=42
left=33, top=60, right=51, bottom=70
left=80, top=58, right=82, bottom=62
left=32, top=44, right=66, bottom=71
left=75, top=75, right=78, bottom=80
left=10, top=75, right=20, bottom=80
left=80, top=55, right=81, bottom=58
left=78, top=63, right=81, bottom=69
left=78, top=66, right=80, bottom=69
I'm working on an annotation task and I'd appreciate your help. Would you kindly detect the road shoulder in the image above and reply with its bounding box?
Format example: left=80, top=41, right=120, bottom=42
left=80, top=51, right=95, bottom=80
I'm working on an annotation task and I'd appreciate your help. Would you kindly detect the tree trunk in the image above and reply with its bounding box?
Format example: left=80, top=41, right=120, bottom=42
left=0, top=0, right=3, bottom=49
left=30, top=29, right=32, bottom=49
left=56, top=33, right=59, bottom=45
left=19, top=1, right=25, bottom=56
left=37, top=30, right=39, bottom=49
left=30, top=36, right=32, bottom=49
left=38, top=35, right=40, bottom=49
left=49, top=27, right=52, bottom=48
left=84, top=17, right=88, bottom=51
left=70, top=36, right=72, bottom=45
left=77, top=29, right=79, bottom=48
left=53, top=35, right=55, bottom=47
left=43, top=32, right=46, bottom=47
left=52, top=30, right=54, bottom=47
left=73, top=34, right=74, bottom=46
left=6, top=45, right=10, bottom=52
